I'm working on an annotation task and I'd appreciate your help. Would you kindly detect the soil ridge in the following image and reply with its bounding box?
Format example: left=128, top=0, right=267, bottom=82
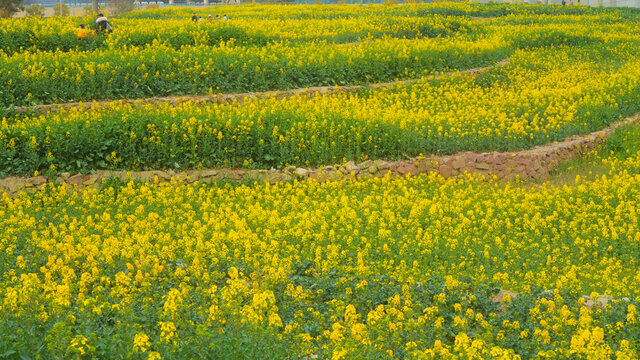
left=1, top=112, right=636, bottom=197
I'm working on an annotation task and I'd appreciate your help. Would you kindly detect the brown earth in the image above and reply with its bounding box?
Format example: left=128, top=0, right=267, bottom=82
left=1, top=112, right=637, bottom=197
left=3, top=57, right=635, bottom=197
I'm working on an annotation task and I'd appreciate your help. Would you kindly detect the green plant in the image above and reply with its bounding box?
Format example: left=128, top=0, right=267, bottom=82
left=0, top=0, right=23, bottom=18
left=25, top=4, right=44, bottom=17
left=53, top=2, right=69, bottom=16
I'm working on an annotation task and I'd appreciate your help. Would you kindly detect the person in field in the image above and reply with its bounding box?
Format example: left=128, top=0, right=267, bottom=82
left=96, top=13, right=112, bottom=34
left=192, top=13, right=198, bottom=22
left=76, top=24, right=88, bottom=40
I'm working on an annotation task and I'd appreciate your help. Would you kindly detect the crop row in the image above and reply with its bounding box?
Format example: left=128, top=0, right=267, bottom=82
left=0, top=15, right=474, bottom=55
left=0, top=33, right=510, bottom=107
left=2, top=7, right=629, bottom=106
left=1, top=124, right=639, bottom=358
left=122, top=2, right=640, bottom=20
left=3, top=42, right=640, bottom=176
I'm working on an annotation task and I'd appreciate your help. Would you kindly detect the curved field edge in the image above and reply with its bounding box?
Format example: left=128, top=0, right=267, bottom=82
left=3, top=40, right=640, bottom=177
left=0, top=112, right=637, bottom=196
left=0, top=15, right=475, bottom=56
left=1, top=147, right=639, bottom=357
left=7, top=58, right=510, bottom=116
left=0, top=5, right=620, bottom=107
left=0, top=36, right=508, bottom=107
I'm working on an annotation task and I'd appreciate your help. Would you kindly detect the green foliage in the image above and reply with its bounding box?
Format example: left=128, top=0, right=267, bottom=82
left=1, top=177, right=639, bottom=358
left=4, top=42, right=640, bottom=176
left=604, top=124, right=640, bottom=161
left=25, top=4, right=44, bottom=17
left=1, top=5, right=640, bottom=176
left=0, top=14, right=472, bottom=55
left=53, top=2, right=69, bottom=16
left=0, top=0, right=23, bottom=18
left=0, top=36, right=509, bottom=107
left=507, top=28, right=599, bottom=50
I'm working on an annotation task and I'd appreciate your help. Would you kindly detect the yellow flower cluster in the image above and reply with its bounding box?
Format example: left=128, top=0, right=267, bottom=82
left=3, top=40, right=639, bottom=173
left=0, top=28, right=506, bottom=107
left=3, top=4, right=640, bottom=358
left=0, top=157, right=639, bottom=356
left=0, top=12, right=472, bottom=55
left=9, top=3, right=636, bottom=106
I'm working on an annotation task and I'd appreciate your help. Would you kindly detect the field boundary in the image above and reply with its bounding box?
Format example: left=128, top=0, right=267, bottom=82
left=1, top=112, right=637, bottom=196
left=11, top=58, right=510, bottom=114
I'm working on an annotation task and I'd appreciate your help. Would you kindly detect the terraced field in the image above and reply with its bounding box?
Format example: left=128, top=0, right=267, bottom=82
left=1, top=3, right=639, bottom=359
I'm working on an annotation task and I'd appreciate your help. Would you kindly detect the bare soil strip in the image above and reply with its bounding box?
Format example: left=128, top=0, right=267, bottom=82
left=1, top=112, right=637, bottom=197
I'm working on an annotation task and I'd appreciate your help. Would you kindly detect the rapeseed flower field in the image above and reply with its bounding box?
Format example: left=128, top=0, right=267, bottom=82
left=1, top=126, right=640, bottom=357
left=2, top=42, right=640, bottom=175
left=3, top=3, right=637, bottom=106
left=1, top=3, right=640, bottom=359
left=3, top=5, right=640, bottom=173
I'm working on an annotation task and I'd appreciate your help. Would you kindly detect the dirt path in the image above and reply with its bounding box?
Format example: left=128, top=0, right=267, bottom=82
left=12, top=58, right=510, bottom=114
left=5, top=56, right=634, bottom=196
left=1, top=110, right=637, bottom=197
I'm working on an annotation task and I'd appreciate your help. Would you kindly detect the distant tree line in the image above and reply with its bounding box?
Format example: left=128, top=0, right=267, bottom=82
left=1, top=0, right=25, bottom=17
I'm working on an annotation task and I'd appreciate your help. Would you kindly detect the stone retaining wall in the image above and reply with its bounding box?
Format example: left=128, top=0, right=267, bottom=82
left=1, top=114, right=637, bottom=197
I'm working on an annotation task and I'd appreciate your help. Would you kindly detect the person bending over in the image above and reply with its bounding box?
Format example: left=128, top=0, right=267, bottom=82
left=96, top=13, right=112, bottom=34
